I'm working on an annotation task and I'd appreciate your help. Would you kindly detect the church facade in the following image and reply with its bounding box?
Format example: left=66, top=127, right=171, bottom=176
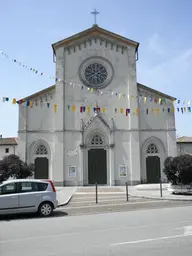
left=17, top=25, right=177, bottom=186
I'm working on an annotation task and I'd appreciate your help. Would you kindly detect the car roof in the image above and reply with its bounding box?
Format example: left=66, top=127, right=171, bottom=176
left=1, top=179, right=49, bottom=185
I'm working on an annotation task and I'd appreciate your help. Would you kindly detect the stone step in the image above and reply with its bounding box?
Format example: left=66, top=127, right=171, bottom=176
left=76, top=187, right=124, bottom=193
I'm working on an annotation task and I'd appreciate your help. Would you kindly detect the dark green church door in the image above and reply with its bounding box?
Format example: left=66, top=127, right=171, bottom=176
left=88, top=149, right=107, bottom=185
left=146, top=156, right=160, bottom=183
left=35, top=157, right=49, bottom=179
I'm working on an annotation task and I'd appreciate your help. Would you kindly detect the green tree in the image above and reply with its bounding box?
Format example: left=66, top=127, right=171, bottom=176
left=0, top=154, right=34, bottom=183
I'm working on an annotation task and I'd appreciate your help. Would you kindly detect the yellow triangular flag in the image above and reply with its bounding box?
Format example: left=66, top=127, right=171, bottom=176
left=136, top=108, right=139, bottom=116
left=12, top=98, right=17, bottom=104
left=159, top=98, right=162, bottom=104
left=118, top=93, right=121, bottom=100
left=144, top=97, right=147, bottom=103
left=30, top=100, right=33, bottom=108
left=72, top=105, right=76, bottom=112
left=102, top=107, right=106, bottom=113
left=87, top=106, right=91, bottom=115
left=152, top=108, right=154, bottom=114
left=131, top=96, right=134, bottom=100
left=54, top=104, right=57, bottom=113
left=188, top=100, right=191, bottom=105
left=90, top=88, right=94, bottom=92
left=120, top=108, right=123, bottom=114
left=171, top=107, right=175, bottom=113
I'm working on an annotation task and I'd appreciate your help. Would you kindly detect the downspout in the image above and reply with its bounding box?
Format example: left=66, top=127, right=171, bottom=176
left=63, top=47, right=66, bottom=186
left=25, top=106, right=28, bottom=163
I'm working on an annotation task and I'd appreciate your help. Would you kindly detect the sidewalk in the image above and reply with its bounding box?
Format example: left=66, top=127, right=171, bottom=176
left=56, top=187, right=77, bottom=206
left=128, top=184, right=192, bottom=201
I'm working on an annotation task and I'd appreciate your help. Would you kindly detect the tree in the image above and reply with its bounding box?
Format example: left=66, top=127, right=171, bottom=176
left=0, top=154, right=34, bottom=183
left=163, top=154, right=192, bottom=185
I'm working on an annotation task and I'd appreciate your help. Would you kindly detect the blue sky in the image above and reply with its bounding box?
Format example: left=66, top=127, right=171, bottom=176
left=0, top=0, right=192, bottom=138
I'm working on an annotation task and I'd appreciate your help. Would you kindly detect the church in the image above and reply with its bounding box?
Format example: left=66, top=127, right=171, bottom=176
left=17, top=21, right=177, bottom=186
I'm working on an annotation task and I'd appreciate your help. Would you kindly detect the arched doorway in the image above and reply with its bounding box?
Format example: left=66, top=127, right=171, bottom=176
left=34, top=144, right=49, bottom=179
left=146, top=143, right=161, bottom=183
left=88, top=135, right=107, bottom=185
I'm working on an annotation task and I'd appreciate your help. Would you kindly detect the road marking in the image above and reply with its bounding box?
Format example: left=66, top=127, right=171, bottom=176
left=70, top=198, right=144, bottom=204
left=184, top=226, right=192, bottom=235
left=1, top=220, right=192, bottom=244
left=75, top=192, right=125, bottom=195
left=111, top=234, right=192, bottom=246
left=62, top=200, right=165, bottom=210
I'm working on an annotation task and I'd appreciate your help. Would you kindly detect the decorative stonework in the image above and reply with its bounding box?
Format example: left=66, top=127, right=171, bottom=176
left=146, top=143, right=159, bottom=154
left=79, top=56, right=114, bottom=89
left=36, top=144, right=48, bottom=155
left=64, top=36, right=128, bottom=55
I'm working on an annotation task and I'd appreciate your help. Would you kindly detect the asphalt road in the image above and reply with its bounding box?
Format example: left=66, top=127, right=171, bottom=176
left=1, top=205, right=192, bottom=255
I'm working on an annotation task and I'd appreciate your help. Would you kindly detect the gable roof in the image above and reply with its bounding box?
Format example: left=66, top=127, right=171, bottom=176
left=52, top=25, right=139, bottom=54
left=0, top=137, right=18, bottom=145
left=137, top=83, right=176, bottom=101
left=177, top=136, right=192, bottom=143
left=17, top=85, right=55, bottom=103
left=18, top=83, right=176, bottom=103
left=83, top=113, right=111, bottom=131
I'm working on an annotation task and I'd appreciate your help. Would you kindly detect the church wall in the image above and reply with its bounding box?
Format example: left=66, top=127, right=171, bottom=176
left=138, top=95, right=175, bottom=130
left=63, top=131, right=82, bottom=186
left=139, top=130, right=177, bottom=183
left=26, top=94, right=56, bottom=131
left=113, top=131, right=141, bottom=185
left=55, top=39, right=139, bottom=132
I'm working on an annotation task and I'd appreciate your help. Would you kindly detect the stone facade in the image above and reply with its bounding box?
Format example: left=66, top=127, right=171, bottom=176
left=17, top=26, right=177, bottom=186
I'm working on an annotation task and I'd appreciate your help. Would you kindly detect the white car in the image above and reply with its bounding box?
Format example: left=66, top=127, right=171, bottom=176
left=0, top=179, right=58, bottom=217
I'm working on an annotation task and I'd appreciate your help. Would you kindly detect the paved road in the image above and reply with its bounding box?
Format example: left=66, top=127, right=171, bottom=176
left=1, top=204, right=192, bottom=255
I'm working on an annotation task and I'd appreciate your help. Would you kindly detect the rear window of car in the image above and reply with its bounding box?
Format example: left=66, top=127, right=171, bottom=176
left=36, top=182, right=48, bottom=191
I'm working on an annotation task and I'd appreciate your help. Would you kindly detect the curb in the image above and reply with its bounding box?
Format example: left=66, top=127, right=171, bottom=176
left=128, top=192, right=192, bottom=202
left=58, top=195, right=74, bottom=207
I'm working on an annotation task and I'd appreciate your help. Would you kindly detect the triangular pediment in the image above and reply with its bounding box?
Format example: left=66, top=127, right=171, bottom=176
left=83, top=112, right=111, bottom=131
left=52, top=25, right=139, bottom=53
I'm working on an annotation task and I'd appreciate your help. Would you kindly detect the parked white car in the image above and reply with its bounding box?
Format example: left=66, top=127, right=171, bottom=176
left=0, top=179, right=58, bottom=217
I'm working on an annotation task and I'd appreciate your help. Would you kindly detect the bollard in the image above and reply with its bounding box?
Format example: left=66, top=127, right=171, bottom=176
left=126, top=181, right=129, bottom=201
left=96, top=182, right=98, bottom=204
left=160, top=178, right=163, bottom=197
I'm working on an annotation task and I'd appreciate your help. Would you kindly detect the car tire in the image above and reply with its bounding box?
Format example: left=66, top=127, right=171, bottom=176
left=38, top=202, right=53, bottom=217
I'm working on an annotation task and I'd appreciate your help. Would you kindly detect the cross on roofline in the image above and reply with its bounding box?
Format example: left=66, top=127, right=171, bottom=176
left=91, top=9, right=99, bottom=25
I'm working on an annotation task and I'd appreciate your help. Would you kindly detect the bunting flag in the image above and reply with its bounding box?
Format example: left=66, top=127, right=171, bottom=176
left=1, top=49, right=191, bottom=106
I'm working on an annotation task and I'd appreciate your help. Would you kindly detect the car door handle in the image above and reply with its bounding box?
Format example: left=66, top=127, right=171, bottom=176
left=11, top=196, right=17, bottom=199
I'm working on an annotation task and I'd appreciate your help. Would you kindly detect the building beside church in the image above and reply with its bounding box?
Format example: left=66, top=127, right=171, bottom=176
left=17, top=25, right=177, bottom=186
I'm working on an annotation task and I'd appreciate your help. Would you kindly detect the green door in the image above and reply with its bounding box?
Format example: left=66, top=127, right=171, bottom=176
left=88, top=149, right=107, bottom=185
left=146, top=156, right=160, bottom=183
left=35, top=157, right=49, bottom=179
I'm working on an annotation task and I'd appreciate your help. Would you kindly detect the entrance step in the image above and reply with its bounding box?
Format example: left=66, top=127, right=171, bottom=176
left=76, top=187, right=125, bottom=194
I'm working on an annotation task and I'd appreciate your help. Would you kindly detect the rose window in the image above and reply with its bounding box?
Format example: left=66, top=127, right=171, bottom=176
left=84, top=63, right=108, bottom=86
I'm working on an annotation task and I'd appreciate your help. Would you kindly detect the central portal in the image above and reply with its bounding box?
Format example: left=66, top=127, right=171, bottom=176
left=88, top=149, right=107, bottom=185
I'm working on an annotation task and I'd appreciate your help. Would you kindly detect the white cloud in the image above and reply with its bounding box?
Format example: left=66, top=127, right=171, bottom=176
left=147, top=33, right=165, bottom=55
left=137, top=47, right=192, bottom=95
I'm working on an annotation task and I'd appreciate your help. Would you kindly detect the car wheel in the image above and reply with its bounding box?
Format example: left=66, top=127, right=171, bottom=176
left=39, top=202, right=53, bottom=217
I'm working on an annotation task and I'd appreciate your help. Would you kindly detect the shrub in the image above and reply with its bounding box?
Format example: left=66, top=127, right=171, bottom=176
left=163, top=154, right=192, bottom=185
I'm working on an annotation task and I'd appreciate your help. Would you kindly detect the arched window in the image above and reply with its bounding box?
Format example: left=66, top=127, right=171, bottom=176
left=36, top=145, right=48, bottom=155
left=91, top=135, right=104, bottom=146
left=146, top=143, right=159, bottom=154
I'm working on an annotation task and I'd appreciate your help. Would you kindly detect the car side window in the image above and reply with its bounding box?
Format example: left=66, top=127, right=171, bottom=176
left=20, top=182, right=38, bottom=193
left=0, top=183, right=17, bottom=195
left=36, top=182, right=48, bottom=191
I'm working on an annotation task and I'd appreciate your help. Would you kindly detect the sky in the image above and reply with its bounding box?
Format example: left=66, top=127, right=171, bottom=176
left=0, top=0, right=192, bottom=138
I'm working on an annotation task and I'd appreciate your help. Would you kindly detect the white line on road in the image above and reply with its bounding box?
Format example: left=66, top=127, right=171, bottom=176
left=111, top=234, right=192, bottom=246
left=62, top=200, right=165, bottom=210
left=1, top=220, right=192, bottom=244
left=70, top=198, right=144, bottom=204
